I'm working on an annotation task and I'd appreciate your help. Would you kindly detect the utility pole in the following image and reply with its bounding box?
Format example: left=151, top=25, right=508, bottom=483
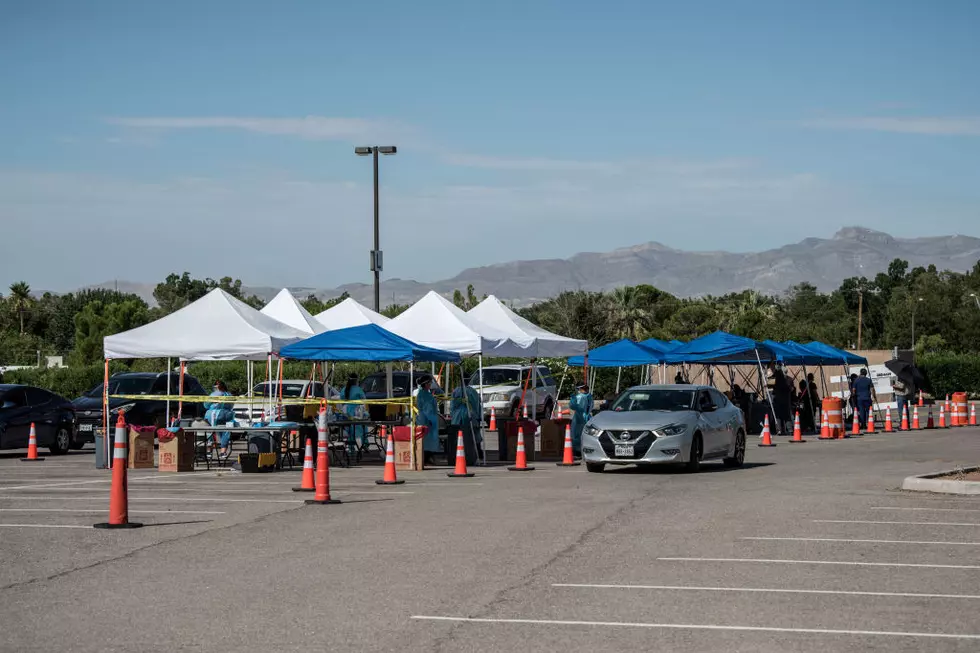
left=856, top=289, right=864, bottom=351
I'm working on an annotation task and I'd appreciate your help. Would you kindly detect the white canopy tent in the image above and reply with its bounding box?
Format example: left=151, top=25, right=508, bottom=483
left=261, top=288, right=327, bottom=335
left=467, top=295, right=587, bottom=357
left=314, top=297, right=390, bottom=331
left=386, top=291, right=531, bottom=357
left=104, top=288, right=309, bottom=361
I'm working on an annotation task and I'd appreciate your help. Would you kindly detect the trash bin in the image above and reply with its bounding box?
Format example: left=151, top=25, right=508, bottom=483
left=94, top=428, right=108, bottom=469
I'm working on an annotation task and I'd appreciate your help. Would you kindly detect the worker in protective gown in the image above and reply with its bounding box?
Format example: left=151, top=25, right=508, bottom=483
left=450, top=380, right=483, bottom=464
left=568, top=383, right=593, bottom=457
left=415, top=376, right=441, bottom=466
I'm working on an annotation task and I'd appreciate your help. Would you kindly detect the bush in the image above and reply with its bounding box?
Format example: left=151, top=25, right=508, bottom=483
left=918, top=353, right=980, bottom=399
left=3, top=362, right=129, bottom=399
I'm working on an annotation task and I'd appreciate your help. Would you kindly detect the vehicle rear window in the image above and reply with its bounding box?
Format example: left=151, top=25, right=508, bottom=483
left=111, top=378, right=156, bottom=395
left=252, top=383, right=306, bottom=398
left=25, top=388, right=51, bottom=406
left=612, top=389, right=696, bottom=412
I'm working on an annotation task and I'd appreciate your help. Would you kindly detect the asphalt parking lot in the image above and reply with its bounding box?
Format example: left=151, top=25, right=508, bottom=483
left=1, top=427, right=979, bottom=652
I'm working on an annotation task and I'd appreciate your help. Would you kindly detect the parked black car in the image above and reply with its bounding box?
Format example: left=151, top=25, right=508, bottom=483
left=0, top=384, right=77, bottom=454
left=72, top=372, right=207, bottom=443
left=359, top=371, right=448, bottom=435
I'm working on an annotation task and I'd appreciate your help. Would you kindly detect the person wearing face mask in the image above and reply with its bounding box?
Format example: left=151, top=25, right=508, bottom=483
left=415, top=376, right=441, bottom=466
left=204, top=380, right=235, bottom=459
left=568, top=383, right=593, bottom=457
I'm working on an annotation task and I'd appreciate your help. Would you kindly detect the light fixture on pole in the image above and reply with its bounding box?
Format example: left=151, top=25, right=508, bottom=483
left=354, top=145, right=398, bottom=312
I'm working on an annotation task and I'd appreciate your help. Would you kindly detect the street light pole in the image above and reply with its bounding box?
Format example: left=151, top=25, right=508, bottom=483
left=856, top=289, right=864, bottom=351
left=355, top=145, right=397, bottom=313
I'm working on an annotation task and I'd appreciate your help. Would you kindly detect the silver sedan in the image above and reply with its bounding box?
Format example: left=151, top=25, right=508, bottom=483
left=581, top=384, right=746, bottom=473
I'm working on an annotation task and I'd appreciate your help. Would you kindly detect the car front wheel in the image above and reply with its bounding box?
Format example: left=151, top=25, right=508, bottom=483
left=684, top=433, right=702, bottom=473
left=724, top=430, right=745, bottom=468
left=586, top=462, right=605, bottom=473
left=49, top=427, right=72, bottom=455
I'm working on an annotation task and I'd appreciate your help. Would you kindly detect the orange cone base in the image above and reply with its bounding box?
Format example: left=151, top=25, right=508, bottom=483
left=291, top=486, right=315, bottom=492
left=93, top=522, right=143, bottom=529
left=304, top=499, right=342, bottom=505
left=19, top=457, right=45, bottom=462
left=757, top=443, right=777, bottom=447
left=375, top=479, right=405, bottom=485
left=556, top=461, right=581, bottom=467
left=447, top=471, right=475, bottom=478
left=507, top=465, right=536, bottom=471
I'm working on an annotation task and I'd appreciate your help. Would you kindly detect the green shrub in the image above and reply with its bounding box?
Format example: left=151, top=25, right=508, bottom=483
left=918, top=353, right=980, bottom=398
left=3, top=362, right=129, bottom=399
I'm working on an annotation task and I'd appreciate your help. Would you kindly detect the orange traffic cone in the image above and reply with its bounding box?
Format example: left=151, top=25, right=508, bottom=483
left=900, top=406, right=909, bottom=431
left=488, top=407, right=497, bottom=432
left=850, top=410, right=860, bottom=436
left=946, top=395, right=952, bottom=421
left=818, top=410, right=832, bottom=440
left=447, top=431, right=474, bottom=478
left=926, top=407, right=934, bottom=429
left=556, top=423, right=580, bottom=466
left=789, top=412, right=806, bottom=443
left=884, top=408, right=892, bottom=433
left=292, top=438, right=315, bottom=492
left=758, top=415, right=776, bottom=447
left=918, top=390, right=923, bottom=407
left=866, top=409, right=876, bottom=434
left=376, top=427, right=404, bottom=485
left=939, top=404, right=947, bottom=428
left=522, top=403, right=528, bottom=420
left=912, top=405, right=920, bottom=430
left=20, top=422, right=45, bottom=462
left=508, top=426, right=535, bottom=471
left=94, top=413, right=142, bottom=529
left=552, top=402, right=562, bottom=420
left=306, top=401, right=340, bottom=505
left=971, top=403, right=977, bottom=426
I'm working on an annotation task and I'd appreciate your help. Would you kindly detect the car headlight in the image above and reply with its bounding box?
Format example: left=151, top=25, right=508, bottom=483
left=656, top=423, right=687, bottom=437
left=583, top=424, right=601, bottom=437
left=111, top=403, right=136, bottom=415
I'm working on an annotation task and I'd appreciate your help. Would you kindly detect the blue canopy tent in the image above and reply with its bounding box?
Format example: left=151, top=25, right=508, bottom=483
left=280, top=324, right=460, bottom=471
left=567, top=339, right=667, bottom=393
left=640, top=337, right=677, bottom=351
left=801, top=341, right=868, bottom=367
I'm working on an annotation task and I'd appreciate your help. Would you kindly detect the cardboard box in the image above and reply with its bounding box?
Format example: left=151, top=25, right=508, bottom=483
left=539, top=419, right=569, bottom=460
left=392, top=425, right=426, bottom=471
left=128, top=426, right=156, bottom=469
left=157, top=428, right=195, bottom=472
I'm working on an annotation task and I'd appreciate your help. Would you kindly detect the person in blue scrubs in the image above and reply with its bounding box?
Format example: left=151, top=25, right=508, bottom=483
left=451, top=380, right=483, bottom=462
left=204, top=380, right=235, bottom=459
left=569, top=383, right=593, bottom=457
left=415, top=376, right=441, bottom=466
left=341, top=374, right=368, bottom=458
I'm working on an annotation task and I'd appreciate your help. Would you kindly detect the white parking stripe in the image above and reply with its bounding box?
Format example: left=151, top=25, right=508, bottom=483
left=0, top=524, right=93, bottom=529
left=409, top=616, right=980, bottom=640
left=0, top=495, right=303, bottom=504
left=872, top=506, right=980, bottom=513
left=0, top=508, right=225, bottom=515
left=552, top=583, right=980, bottom=600
left=742, top=537, right=980, bottom=546
left=814, top=520, right=980, bottom=527
left=0, top=480, right=108, bottom=490
left=658, top=557, right=980, bottom=570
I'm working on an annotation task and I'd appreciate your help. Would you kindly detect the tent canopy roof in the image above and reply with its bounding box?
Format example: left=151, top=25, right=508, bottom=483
left=104, top=289, right=309, bottom=361
left=314, top=297, right=389, bottom=331
left=467, top=295, right=587, bottom=357
left=801, top=341, right=869, bottom=366
left=280, top=324, right=460, bottom=363
left=568, top=339, right=664, bottom=367
left=640, top=337, right=678, bottom=352
left=387, top=291, right=532, bottom=357
left=665, top=331, right=776, bottom=364
left=260, top=289, right=326, bottom=335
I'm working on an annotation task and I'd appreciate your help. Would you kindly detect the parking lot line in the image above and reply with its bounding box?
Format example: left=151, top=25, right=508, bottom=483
left=872, top=506, right=980, bottom=513
left=0, top=508, right=225, bottom=515
left=0, top=495, right=304, bottom=504
left=742, top=536, right=980, bottom=546
left=0, top=524, right=94, bottom=529
left=814, top=519, right=980, bottom=527
left=409, top=616, right=980, bottom=640
left=657, top=557, right=980, bottom=570
left=551, top=583, right=980, bottom=600
left=0, top=480, right=108, bottom=490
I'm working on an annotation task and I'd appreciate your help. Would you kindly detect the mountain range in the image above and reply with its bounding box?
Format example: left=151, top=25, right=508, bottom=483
left=87, top=227, right=980, bottom=307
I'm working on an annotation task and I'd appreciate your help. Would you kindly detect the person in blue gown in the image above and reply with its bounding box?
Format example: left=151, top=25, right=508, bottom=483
left=451, top=379, right=483, bottom=462
left=569, top=383, right=593, bottom=457
left=341, top=374, right=367, bottom=458
left=203, top=380, right=235, bottom=459
left=415, top=376, right=441, bottom=466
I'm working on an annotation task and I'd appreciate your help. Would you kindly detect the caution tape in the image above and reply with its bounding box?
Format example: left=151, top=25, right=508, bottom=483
left=108, top=394, right=444, bottom=407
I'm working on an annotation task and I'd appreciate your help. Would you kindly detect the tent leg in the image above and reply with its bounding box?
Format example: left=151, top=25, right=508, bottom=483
left=479, top=355, right=486, bottom=465
left=410, top=361, right=417, bottom=471
left=616, top=367, right=621, bottom=394
left=166, top=357, right=171, bottom=426
left=103, top=359, right=109, bottom=468
left=755, top=350, right=779, bottom=434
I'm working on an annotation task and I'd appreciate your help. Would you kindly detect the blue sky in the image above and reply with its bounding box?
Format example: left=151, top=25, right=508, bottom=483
left=1, top=0, right=978, bottom=292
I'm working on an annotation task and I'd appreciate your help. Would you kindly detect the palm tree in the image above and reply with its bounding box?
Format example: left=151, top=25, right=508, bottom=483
left=610, top=287, right=652, bottom=341
left=9, top=281, right=31, bottom=335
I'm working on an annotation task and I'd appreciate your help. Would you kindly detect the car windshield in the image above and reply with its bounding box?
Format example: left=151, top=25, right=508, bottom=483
left=473, top=369, right=522, bottom=386
left=360, top=375, right=390, bottom=394
left=87, top=377, right=156, bottom=397
left=252, top=382, right=306, bottom=398
left=612, top=389, right=696, bottom=412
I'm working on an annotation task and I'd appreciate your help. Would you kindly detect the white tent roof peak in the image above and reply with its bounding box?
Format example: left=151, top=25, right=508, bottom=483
left=104, top=288, right=309, bottom=361
left=314, top=297, right=390, bottom=331
left=261, top=288, right=327, bottom=335
left=386, top=290, right=532, bottom=357
left=468, top=294, right=588, bottom=357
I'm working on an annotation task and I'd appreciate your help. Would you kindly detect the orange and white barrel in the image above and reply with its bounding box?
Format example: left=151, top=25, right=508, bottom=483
left=822, top=397, right=844, bottom=439
left=952, top=392, right=968, bottom=426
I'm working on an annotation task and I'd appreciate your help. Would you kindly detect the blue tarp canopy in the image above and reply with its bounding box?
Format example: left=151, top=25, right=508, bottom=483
left=280, top=324, right=461, bottom=363
left=640, top=337, right=678, bottom=351
left=801, top=341, right=868, bottom=366
left=567, top=339, right=665, bottom=367
left=665, top=331, right=777, bottom=364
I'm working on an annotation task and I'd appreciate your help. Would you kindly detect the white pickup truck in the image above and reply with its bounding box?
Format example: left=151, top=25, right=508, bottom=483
left=471, top=364, right=558, bottom=422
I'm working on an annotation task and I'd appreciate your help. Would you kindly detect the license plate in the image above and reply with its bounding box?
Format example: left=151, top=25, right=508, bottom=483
left=79, top=423, right=93, bottom=432
left=614, top=444, right=634, bottom=457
